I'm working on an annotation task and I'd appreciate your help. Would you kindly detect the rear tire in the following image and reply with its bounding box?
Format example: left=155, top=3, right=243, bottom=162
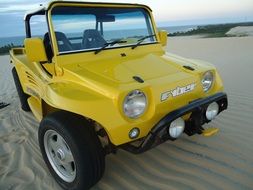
left=12, top=68, right=30, bottom=111
left=38, top=111, right=105, bottom=190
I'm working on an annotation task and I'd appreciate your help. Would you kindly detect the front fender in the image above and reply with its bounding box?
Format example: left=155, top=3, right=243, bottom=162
left=44, top=82, right=129, bottom=145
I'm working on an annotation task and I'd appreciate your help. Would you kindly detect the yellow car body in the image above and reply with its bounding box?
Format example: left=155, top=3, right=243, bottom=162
left=10, top=1, right=227, bottom=153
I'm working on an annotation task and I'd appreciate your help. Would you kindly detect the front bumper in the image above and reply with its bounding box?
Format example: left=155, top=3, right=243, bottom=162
left=120, top=92, right=228, bottom=154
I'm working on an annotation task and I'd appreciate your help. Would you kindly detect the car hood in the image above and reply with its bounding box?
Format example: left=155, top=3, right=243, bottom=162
left=61, top=51, right=216, bottom=109
left=70, top=53, right=198, bottom=84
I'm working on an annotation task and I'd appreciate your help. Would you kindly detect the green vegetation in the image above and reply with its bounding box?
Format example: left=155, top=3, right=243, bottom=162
left=0, top=43, right=22, bottom=55
left=168, top=22, right=253, bottom=38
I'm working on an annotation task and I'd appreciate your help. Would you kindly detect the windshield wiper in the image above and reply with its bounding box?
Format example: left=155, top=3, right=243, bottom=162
left=95, top=39, right=127, bottom=54
left=131, top=34, right=156, bottom=50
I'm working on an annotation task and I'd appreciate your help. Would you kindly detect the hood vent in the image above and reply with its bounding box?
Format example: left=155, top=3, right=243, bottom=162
left=183, top=65, right=195, bottom=71
left=133, top=76, right=144, bottom=83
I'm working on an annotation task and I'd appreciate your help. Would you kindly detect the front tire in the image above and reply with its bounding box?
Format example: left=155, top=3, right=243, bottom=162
left=38, top=111, right=105, bottom=190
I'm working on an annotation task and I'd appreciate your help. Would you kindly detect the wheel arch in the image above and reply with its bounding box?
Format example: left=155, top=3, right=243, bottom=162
left=41, top=100, right=114, bottom=153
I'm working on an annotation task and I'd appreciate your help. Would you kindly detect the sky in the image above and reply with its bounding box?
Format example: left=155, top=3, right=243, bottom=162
left=0, top=0, right=253, bottom=37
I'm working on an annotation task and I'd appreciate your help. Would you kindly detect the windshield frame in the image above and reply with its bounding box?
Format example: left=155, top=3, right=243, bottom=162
left=48, top=3, right=159, bottom=56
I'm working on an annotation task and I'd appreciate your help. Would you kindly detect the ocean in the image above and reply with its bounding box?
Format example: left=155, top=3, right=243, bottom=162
left=0, top=25, right=197, bottom=47
left=0, top=36, right=25, bottom=47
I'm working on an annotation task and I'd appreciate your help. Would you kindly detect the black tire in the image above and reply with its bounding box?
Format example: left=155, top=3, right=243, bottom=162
left=12, top=68, right=30, bottom=111
left=38, top=111, right=105, bottom=190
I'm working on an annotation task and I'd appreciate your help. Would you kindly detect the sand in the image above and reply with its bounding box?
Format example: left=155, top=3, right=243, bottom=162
left=0, top=36, right=253, bottom=190
left=226, top=26, right=253, bottom=37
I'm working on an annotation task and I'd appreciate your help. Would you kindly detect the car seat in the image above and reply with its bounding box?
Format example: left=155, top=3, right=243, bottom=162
left=82, top=29, right=106, bottom=49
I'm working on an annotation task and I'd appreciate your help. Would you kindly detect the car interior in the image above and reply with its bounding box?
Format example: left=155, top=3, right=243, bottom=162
left=43, top=29, right=107, bottom=61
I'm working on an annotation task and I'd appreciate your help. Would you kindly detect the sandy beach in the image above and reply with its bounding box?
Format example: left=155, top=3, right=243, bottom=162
left=0, top=36, right=253, bottom=190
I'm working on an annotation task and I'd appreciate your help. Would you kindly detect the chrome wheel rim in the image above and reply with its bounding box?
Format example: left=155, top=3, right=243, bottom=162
left=44, top=130, right=76, bottom=182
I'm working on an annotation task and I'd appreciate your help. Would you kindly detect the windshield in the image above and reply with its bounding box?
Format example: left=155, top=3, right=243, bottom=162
left=51, top=6, right=157, bottom=54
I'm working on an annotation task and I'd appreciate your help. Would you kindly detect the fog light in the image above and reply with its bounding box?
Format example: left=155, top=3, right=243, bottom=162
left=206, top=102, right=219, bottom=120
left=169, top=118, right=185, bottom=138
left=129, top=128, right=140, bottom=139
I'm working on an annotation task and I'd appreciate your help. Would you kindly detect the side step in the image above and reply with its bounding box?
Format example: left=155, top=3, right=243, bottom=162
left=202, top=128, right=219, bottom=137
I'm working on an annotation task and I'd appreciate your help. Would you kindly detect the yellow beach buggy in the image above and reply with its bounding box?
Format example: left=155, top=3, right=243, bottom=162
left=10, top=1, right=227, bottom=189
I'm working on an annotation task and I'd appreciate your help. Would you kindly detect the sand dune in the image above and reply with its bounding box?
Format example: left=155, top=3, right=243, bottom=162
left=0, top=37, right=253, bottom=190
left=226, top=26, right=253, bottom=37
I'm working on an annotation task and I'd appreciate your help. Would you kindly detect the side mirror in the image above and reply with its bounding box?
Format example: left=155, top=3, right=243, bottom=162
left=158, top=30, right=168, bottom=46
left=24, top=38, right=48, bottom=63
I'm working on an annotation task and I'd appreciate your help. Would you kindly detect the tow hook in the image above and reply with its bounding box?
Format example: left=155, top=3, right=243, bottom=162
left=202, top=128, right=219, bottom=137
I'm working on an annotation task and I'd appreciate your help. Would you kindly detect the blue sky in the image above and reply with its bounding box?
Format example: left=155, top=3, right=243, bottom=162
left=0, top=0, right=253, bottom=37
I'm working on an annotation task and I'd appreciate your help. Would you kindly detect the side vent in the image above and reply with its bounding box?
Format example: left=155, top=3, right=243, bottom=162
left=26, top=71, right=38, bottom=86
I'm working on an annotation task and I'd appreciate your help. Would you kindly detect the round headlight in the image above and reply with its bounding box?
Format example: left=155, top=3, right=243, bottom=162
left=123, top=90, right=147, bottom=119
left=202, top=71, right=214, bottom=92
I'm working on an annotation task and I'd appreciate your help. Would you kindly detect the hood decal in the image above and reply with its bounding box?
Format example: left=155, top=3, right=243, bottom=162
left=161, top=83, right=196, bottom=102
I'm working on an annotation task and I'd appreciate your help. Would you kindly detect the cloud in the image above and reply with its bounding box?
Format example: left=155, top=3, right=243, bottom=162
left=0, top=0, right=49, bottom=13
left=0, top=5, right=41, bottom=13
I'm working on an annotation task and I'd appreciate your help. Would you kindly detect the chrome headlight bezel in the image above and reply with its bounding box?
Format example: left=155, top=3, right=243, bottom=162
left=202, top=71, right=214, bottom=92
left=123, top=90, right=147, bottom=119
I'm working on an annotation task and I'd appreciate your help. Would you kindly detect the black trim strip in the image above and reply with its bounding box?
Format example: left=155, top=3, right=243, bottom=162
left=40, top=63, right=53, bottom=77
left=45, top=9, right=54, bottom=63
left=25, top=19, right=31, bottom=38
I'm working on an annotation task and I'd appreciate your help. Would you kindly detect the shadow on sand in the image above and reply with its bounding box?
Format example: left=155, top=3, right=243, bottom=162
left=0, top=102, right=10, bottom=109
